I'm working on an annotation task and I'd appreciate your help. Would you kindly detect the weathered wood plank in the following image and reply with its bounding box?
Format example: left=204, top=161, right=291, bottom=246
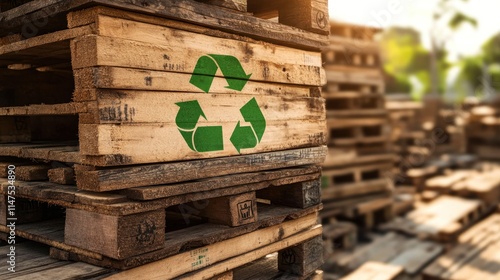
left=73, top=67, right=314, bottom=99
left=48, top=167, right=76, bottom=185
left=70, top=29, right=322, bottom=87
left=105, top=219, right=321, bottom=279
left=76, top=146, right=327, bottom=191
left=65, top=208, right=165, bottom=259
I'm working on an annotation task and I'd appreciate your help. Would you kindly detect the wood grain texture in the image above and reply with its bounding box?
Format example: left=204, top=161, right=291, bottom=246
left=106, top=217, right=321, bottom=279
left=73, top=67, right=313, bottom=99
left=1, top=168, right=321, bottom=216
left=49, top=205, right=320, bottom=269
left=70, top=18, right=323, bottom=86
left=65, top=208, right=165, bottom=259
left=76, top=146, right=326, bottom=191
left=48, top=167, right=76, bottom=185
left=278, top=235, right=323, bottom=276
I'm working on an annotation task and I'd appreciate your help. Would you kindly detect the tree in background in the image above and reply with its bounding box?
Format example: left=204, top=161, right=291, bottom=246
left=429, top=0, right=477, bottom=95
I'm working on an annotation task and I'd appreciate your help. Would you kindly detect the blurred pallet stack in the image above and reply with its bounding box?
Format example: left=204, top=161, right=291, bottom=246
left=0, top=0, right=330, bottom=278
left=464, top=97, right=500, bottom=160
left=320, top=21, right=396, bottom=257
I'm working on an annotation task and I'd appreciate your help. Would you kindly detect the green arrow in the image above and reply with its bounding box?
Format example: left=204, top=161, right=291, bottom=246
left=230, top=121, right=258, bottom=153
left=189, top=56, right=218, bottom=93
left=194, top=126, right=224, bottom=152
left=175, top=100, right=206, bottom=130
left=178, top=130, right=195, bottom=151
left=209, top=55, right=252, bottom=91
left=240, top=97, right=266, bottom=141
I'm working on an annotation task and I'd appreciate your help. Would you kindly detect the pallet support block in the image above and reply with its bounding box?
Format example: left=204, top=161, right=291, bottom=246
left=65, top=208, right=165, bottom=259
left=257, top=178, right=321, bottom=208
left=278, top=235, right=323, bottom=276
left=187, top=192, right=258, bottom=227
left=48, top=167, right=76, bottom=185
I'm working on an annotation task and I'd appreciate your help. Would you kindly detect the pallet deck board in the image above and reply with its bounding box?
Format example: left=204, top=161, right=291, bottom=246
left=0, top=0, right=329, bottom=50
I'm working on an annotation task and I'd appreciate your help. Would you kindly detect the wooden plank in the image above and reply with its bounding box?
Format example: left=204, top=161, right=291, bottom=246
left=102, top=216, right=321, bottom=278
left=341, top=262, right=403, bottom=280
left=73, top=67, right=313, bottom=99
left=70, top=34, right=322, bottom=88
left=124, top=166, right=321, bottom=201
left=0, top=103, right=87, bottom=116
left=198, top=0, right=246, bottom=12
left=0, top=142, right=80, bottom=164
left=80, top=89, right=325, bottom=124
left=0, top=25, right=93, bottom=57
left=1, top=1, right=328, bottom=50
left=10, top=262, right=110, bottom=279
left=65, top=209, right=165, bottom=259
left=76, top=146, right=327, bottom=191
left=321, top=179, right=390, bottom=200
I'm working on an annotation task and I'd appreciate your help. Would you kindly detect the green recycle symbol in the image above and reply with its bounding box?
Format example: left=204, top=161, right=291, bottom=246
left=175, top=54, right=266, bottom=153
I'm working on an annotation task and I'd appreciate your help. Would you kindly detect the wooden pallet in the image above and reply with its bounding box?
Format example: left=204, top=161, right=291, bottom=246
left=323, top=91, right=387, bottom=118
left=380, top=196, right=489, bottom=242
left=322, top=160, right=393, bottom=200
left=0, top=0, right=329, bottom=50
left=425, top=168, right=500, bottom=206
left=0, top=225, right=323, bottom=279
left=0, top=167, right=322, bottom=268
left=325, top=232, right=443, bottom=277
left=324, top=81, right=383, bottom=95
left=423, top=213, right=500, bottom=280
left=322, top=48, right=380, bottom=68
left=322, top=220, right=357, bottom=258
left=322, top=194, right=394, bottom=233
left=329, top=21, right=381, bottom=42
left=393, top=186, right=416, bottom=216
left=327, top=118, right=391, bottom=147
left=324, top=65, right=384, bottom=88
left=73, top=219, right=323, bottom=279
left=322, top=147, right=395, bottom=168
left=0, top=6, right=328, bottom=190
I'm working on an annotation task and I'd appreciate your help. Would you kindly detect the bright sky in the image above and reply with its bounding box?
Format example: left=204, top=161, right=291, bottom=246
left=328, top=0, right=500, bottom=61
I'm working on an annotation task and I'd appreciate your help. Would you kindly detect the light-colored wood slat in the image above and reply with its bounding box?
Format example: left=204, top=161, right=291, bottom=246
left=326, top=117, right=388, bottom=128
left=341, top=262, right=403, bottom=280
left=79, top=118, right=326, bottom=164
left=0, top=25, right=93, bottom=56
left=0, top=103, right=88, bottom=116
left=83, top=89, right=324, bottom=124
left=11, top=262, right=110, bottom=280
left=71, top=15, right=323, bottom=86
left=104, top=215, right=320, bottom=279
left=74, top=67, right=313, bottom=98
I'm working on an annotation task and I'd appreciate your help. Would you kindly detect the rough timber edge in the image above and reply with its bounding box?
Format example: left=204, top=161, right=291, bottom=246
left=0, top=0, right=328, bottom=50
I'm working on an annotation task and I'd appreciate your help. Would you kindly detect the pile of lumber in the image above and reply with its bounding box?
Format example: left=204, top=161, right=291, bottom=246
left=0, top=0, right=330, bottom=278
left=464, top=97, right=500, bottom=160
left=320, top=21, right=396, bottom=259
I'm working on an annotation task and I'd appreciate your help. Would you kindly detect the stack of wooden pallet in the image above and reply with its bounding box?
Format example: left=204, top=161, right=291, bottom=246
left=320, top=21, right=395, bottom=251
left=465, top=98, right=500, bottom=160
left=0, top=0, right=330, bottom=278
left=386, top=94, right=428, bottom=167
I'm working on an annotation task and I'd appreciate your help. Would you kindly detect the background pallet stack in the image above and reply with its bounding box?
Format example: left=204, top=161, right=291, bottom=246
left=320, top=21, right=396, bottom=261
left=0, top=0, right=330, bottom=278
